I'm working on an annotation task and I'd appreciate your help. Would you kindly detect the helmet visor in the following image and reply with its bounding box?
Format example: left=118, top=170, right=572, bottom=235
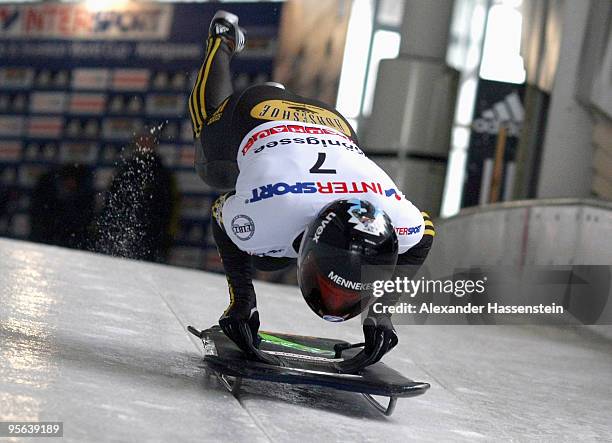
left=298, top=242, right=396, bottom=321
left=299, top=251, right=367, bottom=321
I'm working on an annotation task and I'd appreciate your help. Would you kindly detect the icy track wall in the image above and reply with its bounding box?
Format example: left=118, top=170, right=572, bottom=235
left=426, top=199, right=612, bottom=324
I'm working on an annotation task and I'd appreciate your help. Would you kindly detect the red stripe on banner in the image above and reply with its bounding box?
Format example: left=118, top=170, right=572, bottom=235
left=112, top=70, right=149, bottom=89
left=69, top=94, right=106, bottom=113
left=114, top=81, right=148, bottom=87
left=114, top=78, right=148, bottom=84
left=72, top=70, right=109, bottom=89
left=71, top=99, right=104, bottom=107
left=72, top=101, right=103, bottom=107
left=28, top=118, right=63, bottom=136
left=29, top=121, right=62, bottom=129
left=0, top=141, right=21, bottom=161
left=114, top=75, right=148, bottom=81
left=29, top=126, right=62, bottom=132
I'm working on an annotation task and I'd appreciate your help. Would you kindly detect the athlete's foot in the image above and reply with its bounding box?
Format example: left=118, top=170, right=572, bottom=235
left=209, top=10, right=246, bottom=54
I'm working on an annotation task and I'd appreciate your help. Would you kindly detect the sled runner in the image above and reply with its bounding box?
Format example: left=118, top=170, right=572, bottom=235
left=188, top=325, right=429, bottom=416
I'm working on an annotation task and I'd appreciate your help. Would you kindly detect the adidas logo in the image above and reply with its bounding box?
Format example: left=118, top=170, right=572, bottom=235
left=472, top=91, right=524, bottom=137
left=215, top=23, right=231, bottom=35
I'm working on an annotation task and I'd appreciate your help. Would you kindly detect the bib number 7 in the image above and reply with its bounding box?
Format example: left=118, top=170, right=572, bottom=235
left=309, top=152, right=337, bottom=174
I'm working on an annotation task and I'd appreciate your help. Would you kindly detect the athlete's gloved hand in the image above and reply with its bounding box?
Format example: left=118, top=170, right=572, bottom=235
left=219, top=300, right=281, bottom=366
left=362, top=314, right=398, bottom=361
left=336, top=314, right=398, bottom=374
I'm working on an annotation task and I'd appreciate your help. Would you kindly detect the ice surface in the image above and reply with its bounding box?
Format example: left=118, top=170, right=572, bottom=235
left=1, top=238, right=611, bottom=442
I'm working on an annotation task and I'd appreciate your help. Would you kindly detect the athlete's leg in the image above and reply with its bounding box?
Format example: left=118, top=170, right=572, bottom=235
left=188, top=11, right=245, bottom=190
left=189, top=10, right=245, bottom=135
left=188, top=36, right=234, bottom=136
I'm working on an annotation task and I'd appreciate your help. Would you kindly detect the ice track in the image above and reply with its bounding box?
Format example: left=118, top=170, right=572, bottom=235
left=1, top=238, right=611, bottom=442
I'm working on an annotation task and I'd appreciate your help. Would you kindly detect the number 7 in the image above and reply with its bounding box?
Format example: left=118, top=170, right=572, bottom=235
left=309, top=152, right=337, bottom=174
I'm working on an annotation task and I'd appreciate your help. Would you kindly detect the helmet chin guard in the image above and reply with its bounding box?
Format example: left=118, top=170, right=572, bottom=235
left=298, top=199, right=398, bottom=321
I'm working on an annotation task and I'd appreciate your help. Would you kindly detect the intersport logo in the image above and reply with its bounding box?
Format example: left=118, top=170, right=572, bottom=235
left=247, top=181, right=405, bottom=203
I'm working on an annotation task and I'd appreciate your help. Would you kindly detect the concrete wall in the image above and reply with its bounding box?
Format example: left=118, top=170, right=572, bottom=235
left=592, top=115, right=612, bottom=200
left=363, top=0, right=457, bottom=216
left=427, top=199, right=612, bottom=324
left=535, top=1, right=594, bottom=198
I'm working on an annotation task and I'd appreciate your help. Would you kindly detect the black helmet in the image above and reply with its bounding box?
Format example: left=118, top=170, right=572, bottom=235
left=297, top=198, right=398, bottom=322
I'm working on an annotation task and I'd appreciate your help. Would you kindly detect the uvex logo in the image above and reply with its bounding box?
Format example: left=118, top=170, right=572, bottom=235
left=313, top=212, right=336, bottom=243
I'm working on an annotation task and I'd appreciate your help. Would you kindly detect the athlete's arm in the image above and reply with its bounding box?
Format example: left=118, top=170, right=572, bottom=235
left=396, top=211, right=435, bottom=270
left=211, top=195, right=280, bottom=365
left=373, top=211, right=435, bottom=312
left=212, top=214, right=256, bottom=306
left=338, top=212, right=435, bottom=373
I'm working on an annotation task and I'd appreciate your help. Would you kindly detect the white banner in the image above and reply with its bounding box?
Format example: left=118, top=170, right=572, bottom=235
left=0, top=2, right=173, bottom=40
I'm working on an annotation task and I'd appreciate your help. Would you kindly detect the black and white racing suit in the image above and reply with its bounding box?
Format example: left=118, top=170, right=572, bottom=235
left=188, top=35, right=435, bottom=327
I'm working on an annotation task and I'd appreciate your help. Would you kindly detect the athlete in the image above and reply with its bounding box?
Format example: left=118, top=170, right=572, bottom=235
left=189, top=11, right=435, bottom=372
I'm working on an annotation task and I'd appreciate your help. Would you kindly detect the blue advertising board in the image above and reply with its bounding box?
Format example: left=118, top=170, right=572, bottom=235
left=0, top=1, right=282, bottom=269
